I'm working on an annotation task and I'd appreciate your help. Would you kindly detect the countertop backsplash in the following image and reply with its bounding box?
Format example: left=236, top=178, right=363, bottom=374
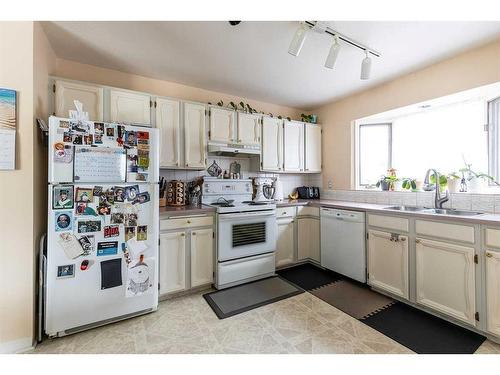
left=159, top=156, right=322, bottom=199
left=321, top=189, right=500, bottom=214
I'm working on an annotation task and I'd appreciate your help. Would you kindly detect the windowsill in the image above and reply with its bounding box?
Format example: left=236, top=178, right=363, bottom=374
left=353, top=186, right=500, bottom=194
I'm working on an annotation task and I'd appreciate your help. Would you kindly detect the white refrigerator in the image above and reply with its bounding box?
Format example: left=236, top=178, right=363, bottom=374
left=45, top=116, right=159, bottom=337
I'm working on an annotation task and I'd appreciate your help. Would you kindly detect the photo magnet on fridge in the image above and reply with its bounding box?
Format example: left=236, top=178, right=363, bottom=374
left=104, top=225, right=120, bottom=238
left=77, top=219, right=102, bottom=233
left=53, top=185, right=74, bottom=209
left=125, top=185, right=139, bottom=201
left=78, top=235, right=94, bottom=256
left=57, top=264, right=75, bottom=279
left=53, top=143, right=73, bottom=164
left=55, top=211, right=73, bottom=232
left=75, top=187, right=93, bottom=203
left=133, top=192, right=150, bottom=205
left=97, top=241, right=118, bottom=256
left=94, top=122, right=104, bottom=134
left=137, top=225, right=147, bottom=241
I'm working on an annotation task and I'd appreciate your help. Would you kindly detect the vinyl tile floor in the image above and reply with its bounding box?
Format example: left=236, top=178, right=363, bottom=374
left=30, top=290, right=500, bottom=354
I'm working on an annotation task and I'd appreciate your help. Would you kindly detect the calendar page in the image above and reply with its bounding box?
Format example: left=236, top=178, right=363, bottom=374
left=74, top=147, right=127, bottom=183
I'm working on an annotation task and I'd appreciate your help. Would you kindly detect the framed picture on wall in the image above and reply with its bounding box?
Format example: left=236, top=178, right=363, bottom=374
left=0, top=88, right=17, bottom=170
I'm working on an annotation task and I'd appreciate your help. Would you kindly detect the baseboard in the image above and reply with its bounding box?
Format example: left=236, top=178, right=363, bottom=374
left=0, top=337, right=34, bottom=354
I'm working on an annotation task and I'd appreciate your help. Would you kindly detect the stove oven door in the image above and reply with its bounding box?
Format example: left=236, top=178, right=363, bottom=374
left=217, top=210, right=276, bottom=261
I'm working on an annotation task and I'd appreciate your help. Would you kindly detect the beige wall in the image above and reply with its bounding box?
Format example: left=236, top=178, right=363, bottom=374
left=55, top=58, right=304, bottom=119
left=0, top=21, right=55, bottom=353
left=0, top=21, right=36, bottom=352
left=314, top=38, right=500, bottom=190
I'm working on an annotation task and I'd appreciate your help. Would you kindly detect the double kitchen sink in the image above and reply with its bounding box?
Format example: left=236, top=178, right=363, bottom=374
left=385, top=205, right=484, bottom=217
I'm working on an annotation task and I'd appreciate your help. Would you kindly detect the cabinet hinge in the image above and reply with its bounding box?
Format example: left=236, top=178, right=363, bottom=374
left=475, top=312, right=480, bottom=322
left=150, top=100, right=153, bottom=108
left=208, top=130, right=211, bottom=138
left=366, top=232, right=369, bottom=240
left=158, top=238, right=161, bottom=246
left=52, top=83, right=56, bottom=93
left=154, top=101, right=157, bottom=108
left=474, top=254, right=478, bottom=264
left=484, top=124, right=489, bottom=132
left=212, top=232, right=215, bottom=239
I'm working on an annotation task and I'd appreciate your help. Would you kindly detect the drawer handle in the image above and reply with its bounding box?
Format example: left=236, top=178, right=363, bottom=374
left=187, top=220, right=192, bottom=224
left=181, top=233, right=185, bottom=237
left=486, top=252, right=493, bottom=258
left=192, top=232, right=196, bottom=235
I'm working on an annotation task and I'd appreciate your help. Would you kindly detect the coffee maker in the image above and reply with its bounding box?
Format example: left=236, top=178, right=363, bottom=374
left=252, top=177, right=276, bottom=202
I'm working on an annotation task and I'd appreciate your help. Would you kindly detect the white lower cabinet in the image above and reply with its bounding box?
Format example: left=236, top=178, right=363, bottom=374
left=159, top=217, right=214, bottom=296
left=276, top=217, right=295, bottom=267
left=486, top=250, right=500, bottom=335
left=190, top=228, right=214, bottom=288
left=297, top=217, right=320, bottom=262
left=415, top=238, right=476, bottom=325
left=159, top=231, right=186, bottom=295
left=367, top=229, right=409, bottom=299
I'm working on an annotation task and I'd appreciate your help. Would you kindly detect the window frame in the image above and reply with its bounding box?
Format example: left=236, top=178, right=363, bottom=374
left=488, top=96, right=500, bottom=184
left=356, top=122, right=393, bottom=188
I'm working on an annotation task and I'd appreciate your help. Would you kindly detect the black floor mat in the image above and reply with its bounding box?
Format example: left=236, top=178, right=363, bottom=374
left=361, top=302, right=486, bottom=354
left=276, top=263, right=341, bottom=291
left=203, top=276, right=303, bottom=319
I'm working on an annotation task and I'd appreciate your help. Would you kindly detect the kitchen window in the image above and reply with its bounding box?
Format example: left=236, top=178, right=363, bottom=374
left=356, top=99, right=490, bottom=188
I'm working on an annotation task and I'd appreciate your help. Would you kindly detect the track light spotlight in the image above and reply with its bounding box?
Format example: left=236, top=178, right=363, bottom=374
left=360, top=50, right=372, bottom=80
left=288, top=23, right=308, bottom=57
left=325, top=36, right=341, bottom=69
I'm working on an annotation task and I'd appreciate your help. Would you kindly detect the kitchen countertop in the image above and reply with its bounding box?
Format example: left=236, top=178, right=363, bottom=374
left=276, top=199, right=500, bottom=226
left=159, top=205, right=216, bottom=218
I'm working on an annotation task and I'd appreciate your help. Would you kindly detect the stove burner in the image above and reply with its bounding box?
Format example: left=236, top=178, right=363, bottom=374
left=241, top=201, right=269, bottom=206
left=211, top=202, right=235, bottom=208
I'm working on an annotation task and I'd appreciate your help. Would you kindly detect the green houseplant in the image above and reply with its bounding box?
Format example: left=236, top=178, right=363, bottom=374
left=401, top=178, right=417, bottom=191
left=376, top=175, right=399, bottom=191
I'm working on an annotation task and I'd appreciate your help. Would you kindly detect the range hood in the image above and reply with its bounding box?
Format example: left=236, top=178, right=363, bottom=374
left=208, top=142, right=260, bottom=157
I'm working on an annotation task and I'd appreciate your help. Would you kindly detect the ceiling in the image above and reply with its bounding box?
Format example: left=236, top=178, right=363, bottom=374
left=42, top=21, right=500, bottom=110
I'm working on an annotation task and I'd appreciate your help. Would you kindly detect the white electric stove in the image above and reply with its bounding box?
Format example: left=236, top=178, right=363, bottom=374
left=202, top=178, right=277, bottom=289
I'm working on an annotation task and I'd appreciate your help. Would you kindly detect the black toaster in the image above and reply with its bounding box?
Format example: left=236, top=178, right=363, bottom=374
left=297, top=186, right=320, bottom=199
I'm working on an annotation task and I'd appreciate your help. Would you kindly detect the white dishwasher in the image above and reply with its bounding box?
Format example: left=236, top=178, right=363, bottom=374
left=320, top=208, right=366, bottom=283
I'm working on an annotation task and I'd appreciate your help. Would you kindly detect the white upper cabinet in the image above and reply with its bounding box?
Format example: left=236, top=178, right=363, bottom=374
left=485, top=250, right=500, bottom=335
left=209, top=106, right=235, bottom=143
left=156, top=98, right=181, bottom=168
left=110, top=89, right=151, bottom=125
left=54, top=80, right=104, bottom=121
left=283, top=120, right=305, bottom=172
left=261, top=116, right=283, bottom=172
left=368, top=229, right=409, bottom=299
left=304, top=123, right=322, bottom=172
left=237, top=112, right=261, bottom=146
left=183, top=102, right=207, bottom=169
left=415, top=238, right=476, bottom=325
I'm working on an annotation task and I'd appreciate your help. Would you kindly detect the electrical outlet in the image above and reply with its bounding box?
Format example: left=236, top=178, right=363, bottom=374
left=328, top=180, right=333, bottom=189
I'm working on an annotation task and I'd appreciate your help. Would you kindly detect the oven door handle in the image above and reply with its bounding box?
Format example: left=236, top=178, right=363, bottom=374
left=218, top=210, right=276, bottom=221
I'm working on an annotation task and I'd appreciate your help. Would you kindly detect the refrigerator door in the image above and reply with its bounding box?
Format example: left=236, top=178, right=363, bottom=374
left=46, top=182, right=159, bottom=336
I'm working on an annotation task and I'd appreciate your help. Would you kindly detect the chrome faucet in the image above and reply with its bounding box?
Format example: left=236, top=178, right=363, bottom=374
left=424, top=169, right=449, bottom=209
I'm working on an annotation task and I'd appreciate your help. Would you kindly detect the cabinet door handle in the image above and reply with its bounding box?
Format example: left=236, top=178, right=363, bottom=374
left=180, top=233, right=185, bottom=237
left=192, top=232, right=196, bottom=235
left=400, top=237, right=406, bottom=242
left=187, top=220, right=192, bottom=224
left=486, top=252, right=493, bottom=258
left=415, top=239, right=421, bottom=244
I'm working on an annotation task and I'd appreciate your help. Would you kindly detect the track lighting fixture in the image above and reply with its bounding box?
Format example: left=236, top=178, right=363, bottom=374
left=288, top=21, right=380, bottom=80
left=360, top=50, right=372, bottom=80
left=288, top=22, right=308, bottom=56
left=324, top=36, right=341, bottom=69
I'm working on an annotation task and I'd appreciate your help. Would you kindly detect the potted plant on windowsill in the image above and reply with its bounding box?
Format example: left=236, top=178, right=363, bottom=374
left=376, top=175, right=399, bottom=191
left=401, top=178, right=418, bottom=192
